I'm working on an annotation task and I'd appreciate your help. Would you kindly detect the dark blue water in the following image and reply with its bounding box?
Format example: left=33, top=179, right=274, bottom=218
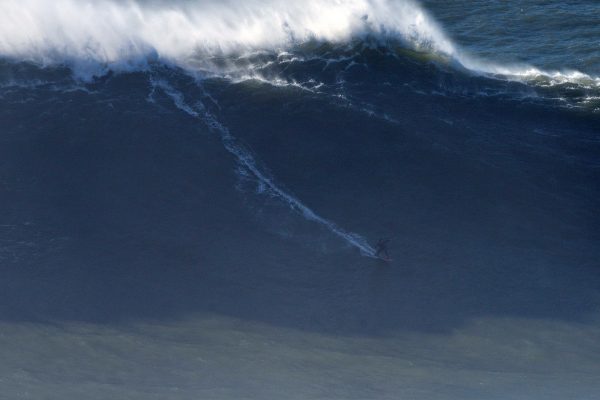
left=1, top=1, right=599, bottom=399
left=425, top=0, right=600, bottom=75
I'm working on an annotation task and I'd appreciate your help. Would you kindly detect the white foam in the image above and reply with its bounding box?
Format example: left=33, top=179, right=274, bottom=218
left=2, top=0, right=595, bottom=95
left=2, top=0, right=596, bottom=88
left=0, top=0, right=453, bottom=79
left=457, top=54, right=600, bottom=89
left=149, top=78, right=377, bottom=257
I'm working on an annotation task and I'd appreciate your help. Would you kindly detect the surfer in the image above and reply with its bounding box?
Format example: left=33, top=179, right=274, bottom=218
left=374, top=238, right=391, bottom=260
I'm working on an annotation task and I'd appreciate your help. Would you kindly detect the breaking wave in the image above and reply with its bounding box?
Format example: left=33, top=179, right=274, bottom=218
left=0, top=0, right=598, bottom=104
left=0, top=0, right=451, bottom=77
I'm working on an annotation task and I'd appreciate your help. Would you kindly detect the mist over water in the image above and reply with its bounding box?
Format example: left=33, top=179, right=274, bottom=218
left=0, top=0, right=452, bottom=75
left=1, top=0, right=598, bottom=112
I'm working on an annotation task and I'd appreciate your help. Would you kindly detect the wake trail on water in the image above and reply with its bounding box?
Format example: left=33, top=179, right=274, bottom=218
left=149, top=77, right=377, bottom=258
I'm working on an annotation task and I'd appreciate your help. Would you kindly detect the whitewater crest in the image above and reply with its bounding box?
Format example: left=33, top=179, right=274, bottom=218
left=1, top=0, right=597, bottom=103
left=0, top=0, right=453, bottom=78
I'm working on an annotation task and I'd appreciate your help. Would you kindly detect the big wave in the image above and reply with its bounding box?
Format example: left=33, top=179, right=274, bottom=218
left=0, top=0, right=598, bottom=105
left=0, top=0, right=453, bottom=77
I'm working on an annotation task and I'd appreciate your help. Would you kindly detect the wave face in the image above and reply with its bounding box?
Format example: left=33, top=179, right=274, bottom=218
left=1, top=2, right=600, bottom=398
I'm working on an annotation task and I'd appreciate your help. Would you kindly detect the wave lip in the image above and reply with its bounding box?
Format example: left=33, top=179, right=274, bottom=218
left=0, top=0, right=453, bottom=78
left=1, top=0, right=599, bottom=110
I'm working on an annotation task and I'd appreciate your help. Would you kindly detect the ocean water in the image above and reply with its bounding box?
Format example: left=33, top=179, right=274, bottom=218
left=1, top=1, right=599, bottom=399
left=425, top=0, right=600, bottom=73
